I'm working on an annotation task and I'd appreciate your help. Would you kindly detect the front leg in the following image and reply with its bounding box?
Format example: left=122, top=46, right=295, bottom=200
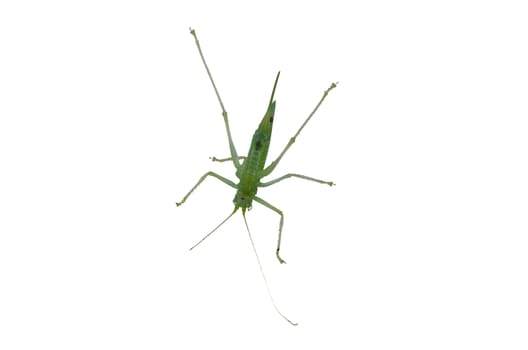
left=254, top=196, right=287, bottom=264
left=176, top=171, right=237, bottom=207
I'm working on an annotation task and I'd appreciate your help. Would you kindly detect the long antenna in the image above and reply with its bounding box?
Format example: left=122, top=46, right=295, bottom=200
left=189, top=207, right=239, bottom=251
left=241, top=209, right=298, bottom=326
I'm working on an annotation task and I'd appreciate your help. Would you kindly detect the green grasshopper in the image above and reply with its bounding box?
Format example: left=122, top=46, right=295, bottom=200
left=177, top=28, right=337, bottom=325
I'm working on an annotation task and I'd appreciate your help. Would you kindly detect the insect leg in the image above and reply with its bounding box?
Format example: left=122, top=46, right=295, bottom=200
left=176, top=171, right=237, bottom=207
left=259, top=173, right=334, bottom=187
left=190, top=28, right=241, bottom=170
left=262, top=82, right=338, bottom=177
left=209, top=156, right=247, bottom=163
left=253, top=196, right=287, bottom=264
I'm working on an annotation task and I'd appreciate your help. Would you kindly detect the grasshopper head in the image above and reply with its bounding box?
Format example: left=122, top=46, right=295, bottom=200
left=233, top=190, right=253, bottom=210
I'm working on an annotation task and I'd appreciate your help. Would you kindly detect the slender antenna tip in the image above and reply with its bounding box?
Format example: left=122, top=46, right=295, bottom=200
left=241, top=212, right=298, bottom=326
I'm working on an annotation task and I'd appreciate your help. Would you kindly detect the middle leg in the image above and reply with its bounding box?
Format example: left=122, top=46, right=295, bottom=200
left=259, top=173, right=334, bottom=187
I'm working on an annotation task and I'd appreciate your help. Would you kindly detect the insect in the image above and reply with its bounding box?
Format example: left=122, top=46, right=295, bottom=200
left=177, top=28, right=337, bottom=326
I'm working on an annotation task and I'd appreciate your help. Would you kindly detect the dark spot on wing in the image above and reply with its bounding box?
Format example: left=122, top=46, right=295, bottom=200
left=256, top=139, right=262, bottom=150
left=270, top=115, right=274, bottom=123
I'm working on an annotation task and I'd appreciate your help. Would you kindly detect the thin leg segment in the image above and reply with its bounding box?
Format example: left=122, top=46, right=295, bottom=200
left=210, top=156, right=247, bottom=163
left=263, top=82, right=338, bottom=176
left=176, top=171, right=237, bottom=207
left=259, top=173, right=334, bottom=187
left=190, top=28, right=241, bottom=169
left=254, top=196, right=287, bottom=264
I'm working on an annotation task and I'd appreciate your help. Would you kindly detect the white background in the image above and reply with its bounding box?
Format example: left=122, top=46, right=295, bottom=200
left=1, top=0, right=527, bottom=349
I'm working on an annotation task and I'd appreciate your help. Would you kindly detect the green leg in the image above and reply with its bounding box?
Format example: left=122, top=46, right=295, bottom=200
left=209, top=156, right=246, bottom=163
left=190, top=28, right=241, bottom=170
left=259, top=173, right=334, bottom=187
left=254, top=196, right=287, bottom=264
left=176, top=171, right=237, bottom=207
left=262, top=82, right=338, bottom=177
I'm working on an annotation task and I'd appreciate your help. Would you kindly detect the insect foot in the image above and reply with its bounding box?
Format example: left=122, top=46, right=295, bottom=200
left=276, top=250, right=287, bottom=264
